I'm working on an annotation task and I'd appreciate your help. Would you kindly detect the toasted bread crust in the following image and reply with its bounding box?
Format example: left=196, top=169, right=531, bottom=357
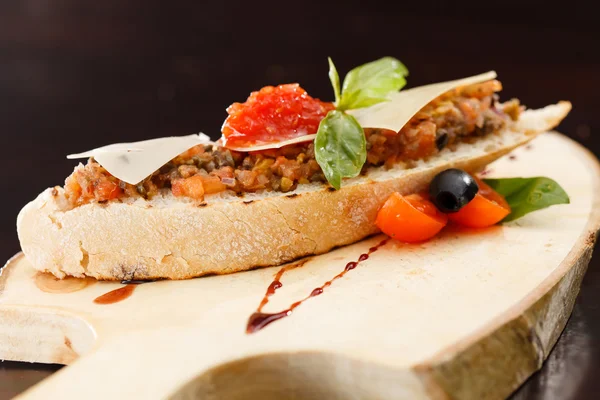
left=16, top=102, right=571, bottom=280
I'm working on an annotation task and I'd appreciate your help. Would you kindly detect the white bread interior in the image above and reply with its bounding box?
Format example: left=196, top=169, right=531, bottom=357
left=16, top=102, right=572, bottom=280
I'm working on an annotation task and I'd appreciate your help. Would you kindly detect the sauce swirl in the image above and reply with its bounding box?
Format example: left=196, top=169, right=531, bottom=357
left=246, top=238, right=389, bottom=334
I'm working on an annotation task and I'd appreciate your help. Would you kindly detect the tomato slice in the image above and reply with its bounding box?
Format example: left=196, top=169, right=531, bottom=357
left=172, top=176, right=205, bottom=200
left=447, top=178, right=510, bottom=228
left=221, top=84, right=335, bottom=148
left=376, top=193, right=448, bottom=243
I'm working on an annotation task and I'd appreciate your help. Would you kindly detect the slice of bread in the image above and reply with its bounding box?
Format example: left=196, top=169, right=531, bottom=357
left=16, top=102, right=572, bottom=280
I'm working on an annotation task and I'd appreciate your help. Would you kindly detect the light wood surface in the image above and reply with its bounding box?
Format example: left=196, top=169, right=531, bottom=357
left=1, top=132, right=598, bottom=400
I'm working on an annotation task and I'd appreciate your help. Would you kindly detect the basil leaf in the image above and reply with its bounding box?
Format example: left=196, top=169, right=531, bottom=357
left=315, top=110, right=366, bottom=190
left=483, top=177, right=570, bottom=222
left=328, top=57, right=341, bottom=106
left=337, top=57, right=409, bottom=111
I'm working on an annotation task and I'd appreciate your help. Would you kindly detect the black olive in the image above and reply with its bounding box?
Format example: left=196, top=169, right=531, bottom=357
left=429, top=169, right=479, bottom=213
left=435, top=130, right=449, bottom=151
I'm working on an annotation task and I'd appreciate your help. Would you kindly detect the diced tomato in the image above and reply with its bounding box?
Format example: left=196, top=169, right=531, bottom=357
left=272, top=156, right=302, bottom=180
left=94, top=180, right=122, bottom=201
left=399, top=120, right=437, bottom=160
left=221, top=83, right=335, bottom=148
left=172, top=176, right=205, bottom=200
left=64, top=174, right=83, bottom=200
left=235, top=170, right=258, bottom=189
left=457, top=99, right=479, bottom=131
left=210, top=166, right=235, bottom=180
left=201, top=175, right=227, bottom=194
left=447, top=178, right=510, bottom=228
left=376, top=193, right=448, bottom=243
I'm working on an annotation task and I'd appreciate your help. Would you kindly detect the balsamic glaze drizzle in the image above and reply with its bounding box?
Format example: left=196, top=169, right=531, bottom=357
left=246, top=238, right=389, bottom=334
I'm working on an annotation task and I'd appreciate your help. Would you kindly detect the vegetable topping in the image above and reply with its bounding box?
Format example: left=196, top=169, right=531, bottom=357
left=64, top=86, right=517, bottom=206
left=221, top=84, right=334, bottom=149
left=63, top=57, right=524, bottom=206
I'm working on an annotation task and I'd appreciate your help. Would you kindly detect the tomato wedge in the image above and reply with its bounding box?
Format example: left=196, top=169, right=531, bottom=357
left=447, top=178, right=510, bottom=228
left=376, top=193, right=448, bottom=243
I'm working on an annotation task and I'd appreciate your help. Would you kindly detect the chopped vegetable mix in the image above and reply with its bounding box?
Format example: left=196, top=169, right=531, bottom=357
left=64, top=81, right=517, bottom=206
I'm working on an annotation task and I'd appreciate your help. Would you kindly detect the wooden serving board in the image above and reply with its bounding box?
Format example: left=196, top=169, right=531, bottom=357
left=1, top=132, right=599, bottom=400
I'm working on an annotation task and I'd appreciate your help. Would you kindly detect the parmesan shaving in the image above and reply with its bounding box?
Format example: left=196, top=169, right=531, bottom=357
left=348, top=71, right=497, bottom=131
left=67, top=133, right=212, bottom=185
left=224, top=134, right=317, bottom=152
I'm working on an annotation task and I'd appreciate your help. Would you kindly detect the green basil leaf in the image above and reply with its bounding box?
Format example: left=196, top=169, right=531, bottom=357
left=328, top=57, right=341, bottom=106
left=337, top=56, right=409, bottom=111
left=483, top=177, right=570, bottom=222
left=314, top=110, right=366, bottom=190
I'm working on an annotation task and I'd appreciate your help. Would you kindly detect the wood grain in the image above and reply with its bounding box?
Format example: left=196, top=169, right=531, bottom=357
left=0, top=132, right=598, bottom=399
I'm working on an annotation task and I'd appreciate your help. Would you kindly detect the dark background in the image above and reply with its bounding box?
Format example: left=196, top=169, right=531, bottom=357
left=0, top=1, right=599, bottom=398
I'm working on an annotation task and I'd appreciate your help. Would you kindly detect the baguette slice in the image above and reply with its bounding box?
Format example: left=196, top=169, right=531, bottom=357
left=16, top=102, right=571, bottom=280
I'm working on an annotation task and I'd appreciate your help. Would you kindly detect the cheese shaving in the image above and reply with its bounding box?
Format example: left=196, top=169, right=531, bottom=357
left=67, top=133, right=212, bottom=185
left=348, top=71, right=497, bottom=131
left=224, top=134, right=317, bottom=152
